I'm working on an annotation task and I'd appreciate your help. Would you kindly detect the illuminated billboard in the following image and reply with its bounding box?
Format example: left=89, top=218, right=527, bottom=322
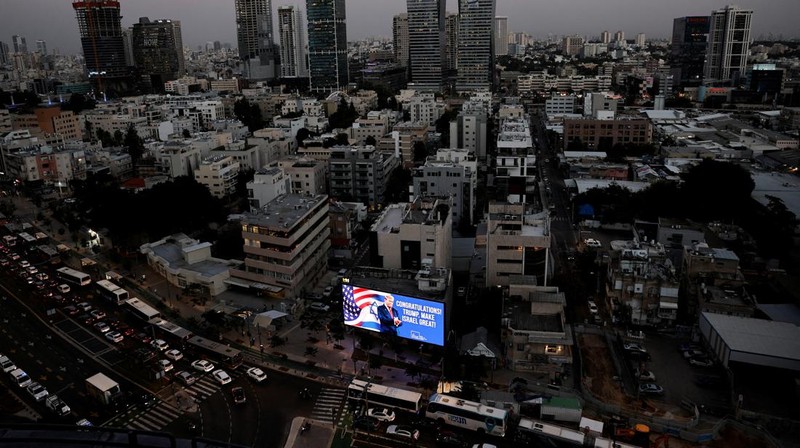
left=342, top=284, right=445, bottom=346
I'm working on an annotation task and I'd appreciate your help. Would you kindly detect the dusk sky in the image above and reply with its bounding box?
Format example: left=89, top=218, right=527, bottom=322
left=1, top=0, right=797, bottom=55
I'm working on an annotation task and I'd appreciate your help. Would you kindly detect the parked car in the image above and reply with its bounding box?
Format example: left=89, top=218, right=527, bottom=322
left=689, top=357, right=714, bottom=368
left=322, top=286, right=334, bottom=298
left=212, top=369, right=232, bottom=385
left=308, top=302, right=330, bottom=312
left=436, top=430, right=467, bottom=447
left=165, top=349, right=183, bottom=361
left=352, top=415, right=380, bottom=431
left=27, top=382, right=49, bottom=401
left=367, top=407, right=396, bottom=422
left=232, top=387, right=246, bottom=404
left=0, top=356, right=16, bottom=373
left=175, top=370, right=197, bottom=386
left=634, top=368, right=656, bottom=382
left=584, top=238, right=602, bottom=248
left=386, top=425, right=419, bottom=440
left=623, top=343, right=647, bottom=353
left=588, top=301, right=599, bottom=314
left=638, top=383, right=664, bottom=395
left=191, top=360, right=215, bottom=373
left=682, top=349, right=706, bottom=360
left=76, top=302, right=92, bottom=312
left=246, top=367, right=267, bottom=383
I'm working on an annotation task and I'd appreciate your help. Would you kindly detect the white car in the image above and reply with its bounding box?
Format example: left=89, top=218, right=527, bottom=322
left=588, top=301, right=599, bottom=314
left=584, top=238, right=602, bottom=248
left=0, top=355, right=16, bottom=373
left=623, top=343, right=647, bottom=353
left=367, top=407, right=396, bottom=422
left=27, top=382, right=49, bottom=401
left=246, top=367, right=267, bottom=383
left=386, top=425, right=419, bottom=440
left=151, top=339, right=169, bottom=351
left=634, top=368, right=656, bottom=382
left=158, top=359, right=174, bottom=372
left=191, top=359, right=215, bottom=373
left=308, top=302, right=330, bottom=312
left=212, top=369, right=232, bottom=385
left=165, top=349, right=183, bottom=361
left=105, top=331, right=124, bottom=343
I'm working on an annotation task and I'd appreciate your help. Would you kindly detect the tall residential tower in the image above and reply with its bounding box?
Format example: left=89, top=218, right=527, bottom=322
left=407, top=0, right=446, bottom=92
left=235, top=0, right=277, bottom=81
left=456, top=0, right=496, bottom=93
left=73, top=0, right=131, bottom=96
left=131, top=18, right=185, bottom=92
left=306, top=0, right=348, bottom=92
left=393, top=13, right=409, bottom=67
left=494, top=16, right=508, bottom=56
left=277, top=5, right=307, bottom=78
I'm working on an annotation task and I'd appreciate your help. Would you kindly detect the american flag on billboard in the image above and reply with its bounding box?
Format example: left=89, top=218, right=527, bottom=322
left=342, top=285, right=381, bottom=332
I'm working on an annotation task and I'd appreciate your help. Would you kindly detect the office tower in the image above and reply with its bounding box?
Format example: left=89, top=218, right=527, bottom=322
left=444, top=13, right=459, bottom=72
left=614, top=30, right=625, bottom=43
left=406, top=0, right=445, bottom=92
left=132, top=18, right=185, bottom=92
left=306, top=0, right=348, bottom=92
left=671, top=16, right=710, bottom=87
left=73, top=0, right=131, bottom=95
left=635, top=33, right=646, bottom=47
left=214, top=41, right=222, bottom=51
left=393, top=13, right=409, bottom=67
left=704, top=5, right=752, bottom=83
left=278, top=6, right=307, bottom=78
left=600, top=30, right=610, bottom=44
left=0, top=42, right=9, bottom=64
left=235, top=0, right=276, bottom=81
left=456, top=0, right=496, bottom=93
left=35, top=40, right=47, bottom=55
left=12, top=35, right=27, bottom=54
left=122, top=28, right=135, bottom=66
left=494, top=16, right=508, bottom=56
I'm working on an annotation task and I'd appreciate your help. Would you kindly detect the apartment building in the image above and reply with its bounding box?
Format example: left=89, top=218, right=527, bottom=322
left=247, top=167, right=288, bottom=211
left=328, top=146, right=397, bottom=208
left=193, top=155, right=240, bottom=198
left=412, top=161, right=474, bottom=227
left=563, top=117, right=652, bottom=150
left=277, top=157, right=327, bottom=196
left=486, top=202, right=551, bottom=287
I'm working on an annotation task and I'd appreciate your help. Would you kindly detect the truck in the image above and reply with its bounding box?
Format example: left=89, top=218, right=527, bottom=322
left=86, top=372, right=122, bottom=405
left=539, top=397, right=583, bottom=423
left=45, top=395, right=71, bottom=416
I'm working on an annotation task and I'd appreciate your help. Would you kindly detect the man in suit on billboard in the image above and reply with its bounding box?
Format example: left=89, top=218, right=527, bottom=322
left=376, top=294, right=403, bottom=335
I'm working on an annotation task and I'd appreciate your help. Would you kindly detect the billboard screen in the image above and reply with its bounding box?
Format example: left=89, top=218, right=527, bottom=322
left=342, top=283, right=445, bottom=346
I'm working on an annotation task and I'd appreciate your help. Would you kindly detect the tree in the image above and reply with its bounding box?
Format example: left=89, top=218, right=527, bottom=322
left=296, top=127, right=314, bottom=147
left=182, top=129, right=191, bottom=138
left=60, top=93, right=96, bottom=113
left=233, top=97, right=265, bottom=133
left=335, top=132, right=350, bottom=146
left=680, top=159, right=754, bottom=222
left=124, top=125, right=145, bottom=171
left=413, top=140, right=428, bottom=162
left=365, top=135, right=377, bottom=147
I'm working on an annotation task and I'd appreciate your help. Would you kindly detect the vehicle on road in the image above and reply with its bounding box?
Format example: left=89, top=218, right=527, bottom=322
left=93, top=321, right=111, bottom=333
left=191, top=360, right=215, bottom=373
left=426, top=394, right=508, bottom=437
left=0, top=355, right=16, bottom=373
left=634, top=368, right=656, bottom=382
left=45, top=395, right=71, bottom=416
left=212, top=369, right=232, bottom=385
left=683, top=349, right=706, bottom=360
left=638, top=383, right=664, bottom=395
left=176, top=371, right=197, bottom=386
left=322, top=286, right=334, bottom=298
left=347, top=379, right=423, bottom=413
left=436, top=430, right=467, bottom=447
left=232, top=387, right=246, bottom=404
left=165, top=349, right=183, bottom=361
left=105, top=331, right=123, bottom=343
left=308, top=302, right=330, bottom=312
left=386, top=425, right=419, bottom=440
left=623, top=343, right=647, bottom=353
left=367, top=407, right=396, bottom=422
left=246, top=367, right=267, bottom=383
left=158, top=359, right=174, bottom=372
left=27, top=382, right=49, bottom=401
left=352, top=416, right=380, bottom=431
left=689, top=357, right=714, bottom=367
left=9, top=369, right=32, bottom=388
left=150, top=339, right=169, bottom=351
left=588, top=301, right=599, bottom=315
left=90, top=309, right=106, bottom=320
left=584, top=238, right=602, bottom=248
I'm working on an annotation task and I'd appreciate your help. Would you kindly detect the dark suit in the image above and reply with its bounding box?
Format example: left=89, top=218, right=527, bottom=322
left=376, top=303, right=402, bottom=335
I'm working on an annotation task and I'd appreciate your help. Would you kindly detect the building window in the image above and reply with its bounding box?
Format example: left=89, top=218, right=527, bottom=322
left=516, top=343, right=525, bottom=352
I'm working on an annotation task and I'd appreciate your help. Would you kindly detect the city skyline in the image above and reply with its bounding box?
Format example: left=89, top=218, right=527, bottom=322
left=1, top=0, right=797, bottom=56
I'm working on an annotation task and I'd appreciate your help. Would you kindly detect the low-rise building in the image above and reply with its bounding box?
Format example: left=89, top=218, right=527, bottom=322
left=486, top=202, right=551, bottom=287
left=563, top=117, right=652, bottom=150
left=412, top=160, right=474, bottom=226
left=194, top=155, right=240, bottom=198
left=247, top=167, right=288, bottom=211
left=277, top=157, right=327, bottom=196
left=328, top=145, right=397, bottom=208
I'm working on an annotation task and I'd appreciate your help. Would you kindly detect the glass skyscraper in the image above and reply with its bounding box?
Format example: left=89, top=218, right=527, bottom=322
left=456, top=0, right=495, bottom=93
left=235, top=0, right=276, bottom=81
left=407, top=0, right=446, bottom=92
left=306, top=0, right=348, bottom=92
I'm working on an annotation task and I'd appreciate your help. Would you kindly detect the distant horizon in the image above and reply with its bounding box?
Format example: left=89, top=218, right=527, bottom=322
left=0, top=1, right=797, bottom=56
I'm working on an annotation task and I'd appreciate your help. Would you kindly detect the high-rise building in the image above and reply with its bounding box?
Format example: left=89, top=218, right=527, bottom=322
left=407, top=0, right=446, bottom=92
left=122, top=28, right=135, bottom=66
left=562, top=35, right=584, bottom=56
left=393, top=13, right=409, bottom=67
left=234, top=0, right=276, bottom=81
left=277, top=5, right=307, bottom=78
left=671, top=16, right=710, bottom=87
left=444, top=13, right=459, bottom=72
left=635, top=33, right=646, bottom=47
left=494, top=16, right=508, bottom=56
left=456, top=0, right=496, bottom=93
left=614, top=30, right=625, bottom=43
left=306, top=0, right=348, bottom=92
left=35, top=40, right=47, bottom=55
left=73, top=0, right=131, bottom=96
left=704, top=5, right=752, bottom=83
left=600, top=30, right=611, bottom=44
left=0, top=42, right=9, bottom=64
left=131, top=18, right=185, bottom=92
left=12, top=35, right=27, bottom=53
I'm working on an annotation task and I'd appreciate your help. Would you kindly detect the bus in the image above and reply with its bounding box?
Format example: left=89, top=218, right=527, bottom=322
left=56, top=267, right=92, bottom=286
left=152, top=318, right=193, bottom=343
left=124, top=298, right=161, bottom=322
left=17, top=232, right=36, bottom=247
left=347, top=379, right=423, bottom=413
left=425, top=394, right=508, bottom=437
left=2, top=235, right=17, bottom=247
left=95, top=279, right=129, bottom=305
left=186, top=335, right=242, bottom=370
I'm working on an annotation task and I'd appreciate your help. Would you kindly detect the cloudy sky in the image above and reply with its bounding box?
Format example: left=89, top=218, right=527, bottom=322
left=1, top=0, right=796, bottom=55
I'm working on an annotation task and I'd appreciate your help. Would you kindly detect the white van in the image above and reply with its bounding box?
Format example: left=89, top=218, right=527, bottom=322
left=57, top=284, right=71, bottom=294
left=9, top=368, right=32, bottom=388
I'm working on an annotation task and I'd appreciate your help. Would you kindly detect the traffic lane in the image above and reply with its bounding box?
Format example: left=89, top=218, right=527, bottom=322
left=199, top=383, right=233, bottom=444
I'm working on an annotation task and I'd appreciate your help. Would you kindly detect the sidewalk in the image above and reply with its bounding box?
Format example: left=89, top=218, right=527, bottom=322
left=283, top=418, right=333, bottom=448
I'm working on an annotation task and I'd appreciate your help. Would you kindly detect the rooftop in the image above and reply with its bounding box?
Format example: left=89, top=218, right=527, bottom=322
left=348, top=266, right=450, bottom=302
left=701, top=312, right=800, bottom=364
left=243, top=194, right=327, bottom=230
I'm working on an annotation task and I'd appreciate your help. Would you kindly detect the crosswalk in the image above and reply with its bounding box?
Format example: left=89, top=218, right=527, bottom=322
left=181, top=373, right=227, bottom=402
left=125, top=401, right=180, bottom=431
left=311, top=388, right=346, bottom=425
